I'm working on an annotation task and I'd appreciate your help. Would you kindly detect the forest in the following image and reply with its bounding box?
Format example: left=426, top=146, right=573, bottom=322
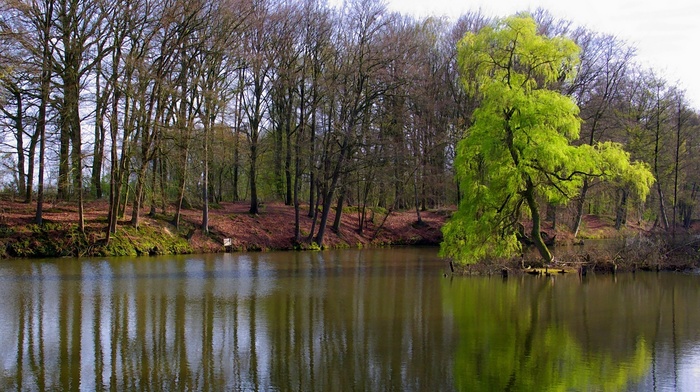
left=1, top=0, right=699, bottom=249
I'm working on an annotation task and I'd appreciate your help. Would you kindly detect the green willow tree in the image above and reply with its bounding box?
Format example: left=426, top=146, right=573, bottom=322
left=441, top=15, right=654, bottom=264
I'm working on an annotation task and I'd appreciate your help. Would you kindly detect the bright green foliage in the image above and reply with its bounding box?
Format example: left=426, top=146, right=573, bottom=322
left=441, top=15, right=654, bottom=264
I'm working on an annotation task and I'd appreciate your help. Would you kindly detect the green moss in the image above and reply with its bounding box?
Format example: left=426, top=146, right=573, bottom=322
left=104, top=224, right=192, bottom=256
left=0, top=225, right=15, bottom=238
left=5, top=223, right=88, bottom=258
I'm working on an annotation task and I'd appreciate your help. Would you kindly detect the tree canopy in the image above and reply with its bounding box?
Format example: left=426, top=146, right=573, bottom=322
left=440, top=15, right=654, bottom=264
left=2, top=1, right=696, bottom=252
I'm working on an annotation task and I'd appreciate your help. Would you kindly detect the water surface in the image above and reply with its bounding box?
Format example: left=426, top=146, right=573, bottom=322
left=1, top=248, right=699, bottom=391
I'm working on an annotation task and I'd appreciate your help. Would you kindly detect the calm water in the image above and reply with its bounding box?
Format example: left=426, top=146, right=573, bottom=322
left=1, top=248, right=699, bottom=391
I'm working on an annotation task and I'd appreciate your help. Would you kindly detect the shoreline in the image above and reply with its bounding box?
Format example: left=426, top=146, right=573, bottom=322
left=1, top=200, right=699, bottom=274
left=0, top=200, right=446, bottom=259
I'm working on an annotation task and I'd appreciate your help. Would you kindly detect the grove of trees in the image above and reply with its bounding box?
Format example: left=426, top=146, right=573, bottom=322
left=1, top=0, right=699, bottom=248
left=440, top=15, right=654, bottom=264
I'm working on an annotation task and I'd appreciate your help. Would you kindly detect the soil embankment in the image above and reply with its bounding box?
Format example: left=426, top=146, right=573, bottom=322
left=0, top=199, right=445, bottom=258
left=1, top=199, right=697, bottom=274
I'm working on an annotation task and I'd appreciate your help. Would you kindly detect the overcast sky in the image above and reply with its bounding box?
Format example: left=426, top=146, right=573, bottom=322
left=377, top=0, right=700, bottom=108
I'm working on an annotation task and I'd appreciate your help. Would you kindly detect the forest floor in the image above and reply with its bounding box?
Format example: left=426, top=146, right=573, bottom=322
left=0, top=198, right=446, bottom=258
left=1, top=197, right=698, bottom=273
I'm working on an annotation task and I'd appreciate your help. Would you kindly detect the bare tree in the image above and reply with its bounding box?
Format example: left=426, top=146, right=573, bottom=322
left=568, top=31, right=634, bottom=236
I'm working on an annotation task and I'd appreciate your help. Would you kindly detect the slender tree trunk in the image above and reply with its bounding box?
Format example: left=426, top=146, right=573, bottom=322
left=92, top=59, right=106, bottom=199
left=174, top=144, right=189, bottom=229
left=249, top=141, right=259, bottom=214
left=232, top=78, right=244, bottom=202
left=294, top=64, right=306, bottom=243
left=615, top=188, right=628, bottom=230
left=25, top=128, right=38, bottom=203
left=656, top=185, right=669, bottom=230
left=149, top=157, right=158, bottom=217
left=58, top=114, right=71, bottom=200
left=106, top=85, right=120, bottom=238
left=314, top=137, right=348, bottom=246
left=13, top=90, right=27, bottom=198
left=413, top=170, right=423, bottom=225
left=672, top=99, right=682, bottom=236
left=105, top=25, right=125, bottom=240
left=285, top=118, right=293, bottom=206
left=233, top=133, right=240, bottom=202
left=35, top=1, right=54, bottom=223
left=273, top=116, right=284, bottom=201
left=202, top=123, right=210, bottom=234
left=307, top=105, right=316, bottom=217
left=307, top=186, right=321, bottom=243
left=524, top=178, right=552, bottom=263
left=332, top=178, right=347, bottom=233
left=159, top=151, right=167, bottom=214
left=118, top=170, right=129, bottom=219
left=572, top=179, right=589, bottom=237
left=65, top=66, right=84, bottom=233
left=654, top=86, right=669, bottom=230
left=130, top=163, right=151, bottom=228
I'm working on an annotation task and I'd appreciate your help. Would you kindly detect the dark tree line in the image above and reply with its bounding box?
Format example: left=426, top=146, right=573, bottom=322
left=1, top=0, right=698, bottom=245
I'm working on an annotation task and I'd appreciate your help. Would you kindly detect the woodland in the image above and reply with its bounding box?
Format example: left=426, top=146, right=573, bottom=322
left=0, top=0, right=699, bottom=256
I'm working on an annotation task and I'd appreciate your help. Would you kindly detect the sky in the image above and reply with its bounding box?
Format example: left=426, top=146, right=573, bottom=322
left=381, top=0, right=700, bottom=108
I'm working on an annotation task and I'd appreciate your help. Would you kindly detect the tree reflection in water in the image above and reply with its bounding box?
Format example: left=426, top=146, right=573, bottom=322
left=0, top=250, right=455, bottom=390
left=1, top=251, right=700, bottom=391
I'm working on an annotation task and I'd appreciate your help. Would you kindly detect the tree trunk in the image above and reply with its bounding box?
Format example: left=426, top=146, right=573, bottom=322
left=249, top=142, right=259, bottom=215
left=308, top=105, right=317, bottom=218
left=64, top=61, right=84, bottom=232
left=657, top=184, right=669, bottom=230
left=273, top=117, right=284, bottom=201
left=233, top=133, right=240, bottom=202
left=314, top=138, right=348, bottom=246
left=174, top=146, right=189, bottom=229
left=294, top=66, right=306, bottom=243
left=285, top=119, right=293, bottom=206
left=91, top=58, right=106, bottom=199
left=35, top=0, right=54, bottom=223
left=571, top=179, right=589, bottom=237
left=232, top=79, right=244, bottom=203
left=524, top=177, right=552, bottom=264
left=149, top=157, right=158, bottom=217
left=25, top=127, right=38, bottom=203
left=105, top=28, right=124, bottom=242
left=58, top=113, right=71, bottom=200
left=654, top=86, right=669, bottom=231
left=615, top=188, right=628, bottom=230
left=12, top=89, right=27, bottom=198
left=131, top=163, right=150, bottom=228
left=413, top=171, right=423, bottom=225
left=202, top=124, right=209, bottom=234
left=332, top=179, right=347, bottom=233
left=672, top=99, right=682, bottom=236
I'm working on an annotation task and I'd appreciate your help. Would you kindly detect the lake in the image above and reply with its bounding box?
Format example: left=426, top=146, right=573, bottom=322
left=1, top=248, right=699, bottom=391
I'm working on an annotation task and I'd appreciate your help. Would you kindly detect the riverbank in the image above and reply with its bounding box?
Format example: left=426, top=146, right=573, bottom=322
left=1, top=198, right=698, bottom=273
left=0, top=199, right=445, bottom=258
left=452, top=234, right=700, bottom=276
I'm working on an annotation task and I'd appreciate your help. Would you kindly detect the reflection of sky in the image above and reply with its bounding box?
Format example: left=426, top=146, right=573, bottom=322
left=633, top=342, right=700, bottom=391
left=680, top=344, right=700, bottom=390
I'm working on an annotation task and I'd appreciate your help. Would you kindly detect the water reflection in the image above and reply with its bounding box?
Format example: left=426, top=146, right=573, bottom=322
left=1, top=250, right=699, bottom=391
left=0, top=249, right=455, bottom=391
left=443, top=273, right=700, bottom=391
